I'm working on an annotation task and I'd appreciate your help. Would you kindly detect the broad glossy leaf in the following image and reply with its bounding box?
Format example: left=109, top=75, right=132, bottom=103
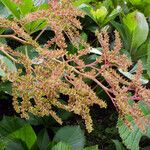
left=1, top=0, right=20, bottom=18
left=53, top=126, right=85, bottom=150
left=123, top=11, right=149, bottom=55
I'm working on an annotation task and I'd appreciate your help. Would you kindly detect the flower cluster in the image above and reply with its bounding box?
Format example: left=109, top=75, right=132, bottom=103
left=0, top=0, right=149, bottom=133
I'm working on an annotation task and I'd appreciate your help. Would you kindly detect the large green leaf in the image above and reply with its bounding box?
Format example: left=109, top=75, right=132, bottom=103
left=123, top=11, right=149, bottom=55
left=112, top=140, right=126, bottom=150
left=52, top=142, right=72, bottom=150
left=0, top=116, right=37, bottom=149
left=37, top=129, right=49, bottom=150
left=1, top=0, right=20, bottom=18
left=5, top=140, right=27, bottom=150
left=0, top=116, right=26, bottom=137
left=53, top=126, right=85, bottom=150
left=18, top=0, right=34, bottom=16
left=8, top=124, right=37, bottom=150
left=117, top=101, right=150, bottom=150
left=0, top=3, right=11, bottom=18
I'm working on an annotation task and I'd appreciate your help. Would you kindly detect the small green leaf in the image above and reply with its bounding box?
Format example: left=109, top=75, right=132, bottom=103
left=53, top=126, right=85, bottom=150
left=91, top=6, right=108, bottom=23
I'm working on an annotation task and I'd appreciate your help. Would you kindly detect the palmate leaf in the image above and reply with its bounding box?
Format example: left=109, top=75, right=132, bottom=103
left=53, top=126, right=85, bottom=150
left=117, top=101, right=150, bottom=150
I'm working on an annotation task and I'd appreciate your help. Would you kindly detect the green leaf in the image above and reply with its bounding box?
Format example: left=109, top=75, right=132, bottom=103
left=78, top=4, right=94, bottom=19
left=91, top=6, right=108, bottom=23
left=129, top=0, right=142, bottom=5
left=15, top=45, right=38, bottom=59
left=111, top=21, right=128, bottom=49
left=24, top=19, right=47, bottom=34
left=146, top=41, right=150, bottom=77
left=0, top=116, right=26, bottom=137
left=52, top=142, right=72, bottom=150
left=103, top=6, right=122, bottom=26
left=8, top=124, right=37, bottom=150
left=53, top=126, right=85, bottom=150
left=117, top=110, right=150, bottom=150
left=37, top=129, right=49, bottom=150
left=0, top=3, right=11, bottom=18
left=112, top=140, right=126, bottom=150
left=1, top=0, right=20, bottom=18
left=5, top=141, right=27, bottom=150
left=138, top=101, right=150, bottom=116
left=18, top=0, right=34, bottom=16
left=0, top=81, right=12, bottom=95
left=73, top=0, right=93, bottom=7
left=123, top=11, right=149, bottom=55
left=83, top=145, right=99, bottom=150
left=0, top=54, right=17, bottom=77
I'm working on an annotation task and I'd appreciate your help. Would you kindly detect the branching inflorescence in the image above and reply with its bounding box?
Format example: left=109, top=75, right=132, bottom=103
left=0, top=0, right=149, bottom=133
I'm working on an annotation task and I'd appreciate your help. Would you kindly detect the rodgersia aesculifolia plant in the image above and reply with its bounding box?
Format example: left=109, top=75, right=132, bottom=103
left=0, top=0, right=149, bottom=133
